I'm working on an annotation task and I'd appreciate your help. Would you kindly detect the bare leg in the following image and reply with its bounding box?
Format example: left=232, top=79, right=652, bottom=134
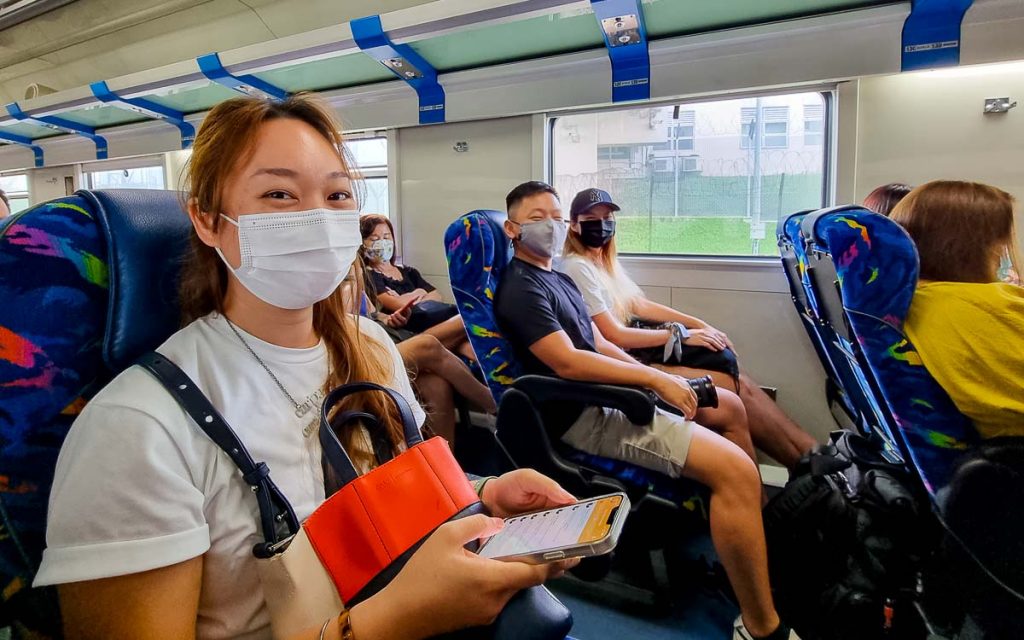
left=694, top=388, right=756, bottom=464
left=423, top=315, right=478, bottom=361
left=413, top=372, right=457, bottom=446
left=738, top=373, right=817, bottom=470
left=682, top=426, right=781, bottom=637
left=654, top=363, right=816, bottom=470
left=398, top=335, right=496, bottom=413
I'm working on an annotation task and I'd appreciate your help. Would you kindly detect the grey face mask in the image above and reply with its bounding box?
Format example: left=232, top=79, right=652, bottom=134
left=516, top=218, right=568, bottom=259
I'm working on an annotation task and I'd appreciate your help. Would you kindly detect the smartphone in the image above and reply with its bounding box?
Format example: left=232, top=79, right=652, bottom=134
left=477, top=493, right=630, bottom=564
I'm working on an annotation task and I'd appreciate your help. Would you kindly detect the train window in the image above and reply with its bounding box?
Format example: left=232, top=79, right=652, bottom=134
left=0, top=174, right=30, bottom=214
left=551, top=91, right=829, bottom=257
left=346, top=136, right=389, bottom=216
left=86, top=164, right=166, bottom=191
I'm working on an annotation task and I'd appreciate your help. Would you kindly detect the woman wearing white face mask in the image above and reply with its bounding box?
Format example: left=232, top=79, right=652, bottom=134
left=359, top=214, right=478, bottom=362
left=35, top=94, right=576, bottom=640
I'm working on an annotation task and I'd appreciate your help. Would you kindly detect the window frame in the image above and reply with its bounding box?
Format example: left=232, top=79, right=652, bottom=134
left=0, top=172, right=30, bottom=213
left=343, top=131, right=391, bottom=219
left=343, top=129, right=399, bottom=254
left=547, top=87, right=835, bottom=263
left=83, top=155, right=167, bottom=191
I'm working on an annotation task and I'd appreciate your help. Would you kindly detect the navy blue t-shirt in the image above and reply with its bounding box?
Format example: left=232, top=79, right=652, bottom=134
left=495, top=258, right=598, bottom=433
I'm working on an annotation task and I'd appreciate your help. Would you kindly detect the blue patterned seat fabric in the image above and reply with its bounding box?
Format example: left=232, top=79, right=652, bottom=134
left=801, top=207, right=979, bottom=495
left=0, top=196, right=110, bottom=630
left=444, top=211, right=702, bottom=506
left=782, top=210, right=895, bottom=442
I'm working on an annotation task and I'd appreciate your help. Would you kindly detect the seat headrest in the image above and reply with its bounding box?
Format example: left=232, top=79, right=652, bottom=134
left=82, top=190, right=193, bottom=372
left=478, top=209, right=512, bottom=269
left=802, top=206, right=919, bottom=325
left=445, top=209, right=520, bottom=403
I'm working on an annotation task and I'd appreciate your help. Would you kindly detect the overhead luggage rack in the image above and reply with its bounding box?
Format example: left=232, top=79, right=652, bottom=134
left=0, top=0, right=910, bottom=166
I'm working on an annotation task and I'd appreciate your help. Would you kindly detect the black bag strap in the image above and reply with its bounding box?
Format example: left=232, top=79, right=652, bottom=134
left=318, top=382, right=422, bottom=487
left=136, top=351, right=299, bottom=558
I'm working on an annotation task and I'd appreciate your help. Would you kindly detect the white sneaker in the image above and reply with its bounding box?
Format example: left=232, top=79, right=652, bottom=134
left=732, top=616, right=801, bottom=640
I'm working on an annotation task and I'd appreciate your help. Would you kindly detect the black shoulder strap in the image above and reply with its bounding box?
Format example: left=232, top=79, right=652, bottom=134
left=136, top=351, right=299, bottom=558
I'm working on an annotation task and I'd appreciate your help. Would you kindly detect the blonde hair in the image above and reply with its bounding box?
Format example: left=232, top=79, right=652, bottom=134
left=179, top=93, right=404, bottom=473
left=890, top=180, right=1020, bottom=284
left=563, top=217, right=643, bottom=323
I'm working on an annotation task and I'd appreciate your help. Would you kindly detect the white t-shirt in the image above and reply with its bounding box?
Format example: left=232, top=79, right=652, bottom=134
left=556, top=255, right=615, bottom=317
left=34, top=313, right=424, bottom=640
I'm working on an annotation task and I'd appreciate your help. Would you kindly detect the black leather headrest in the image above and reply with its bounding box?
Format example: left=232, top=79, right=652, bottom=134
left=81, top=190, right=193, bottom=373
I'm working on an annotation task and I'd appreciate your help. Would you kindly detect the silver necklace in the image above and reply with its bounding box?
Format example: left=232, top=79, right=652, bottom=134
left=224, top=317, right=325, bottom=428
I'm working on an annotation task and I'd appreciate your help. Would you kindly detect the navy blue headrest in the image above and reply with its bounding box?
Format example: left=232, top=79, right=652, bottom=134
left=478, top=209, right=512, bottom=270
left=81, top=190, right=193, bottom=373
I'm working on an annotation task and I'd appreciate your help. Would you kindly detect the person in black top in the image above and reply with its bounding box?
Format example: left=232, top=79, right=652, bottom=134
left=494, top=182, right=799, bottom=640
left=360, top=214, right=476, bottom=360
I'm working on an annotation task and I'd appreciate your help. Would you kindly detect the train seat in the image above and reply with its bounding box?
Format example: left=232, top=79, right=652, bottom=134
left=801, top=206, right=1024, bottom=634
left=0, top=189, right=191, bottom=635
left=443, top=210, right=708, bottom=516
left=780, top=208, right=905, bottom=444
left=798, top=206, right=979, bottom=495
left=776, top=211, right=857, bottom=427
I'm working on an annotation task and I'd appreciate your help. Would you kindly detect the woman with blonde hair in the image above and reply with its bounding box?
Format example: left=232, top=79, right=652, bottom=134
left=34, top=94, right=574, bottom=639
left=558, top=189, right=817, bottom=469
left=891, top=180, right=1024, bottom=439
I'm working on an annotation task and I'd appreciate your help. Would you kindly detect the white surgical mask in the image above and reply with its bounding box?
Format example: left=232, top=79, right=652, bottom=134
left=217, top=208, right=361, bottom=309
left=516, top=218, right=568, bottom=259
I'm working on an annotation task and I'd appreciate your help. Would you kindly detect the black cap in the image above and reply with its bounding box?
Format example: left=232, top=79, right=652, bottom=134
left=570, top=188, right=620, bottom=219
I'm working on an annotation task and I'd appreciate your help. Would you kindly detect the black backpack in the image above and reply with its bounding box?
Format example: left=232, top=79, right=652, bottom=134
left=763, top=431, right=931, bottom=639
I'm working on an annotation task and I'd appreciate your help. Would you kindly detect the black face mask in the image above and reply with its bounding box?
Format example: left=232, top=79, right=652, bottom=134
left=578, top=219, right=616, bottom=248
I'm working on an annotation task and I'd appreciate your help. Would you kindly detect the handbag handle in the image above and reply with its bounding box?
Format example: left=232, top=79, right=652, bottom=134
left=318, top=382, right=422, bottom=487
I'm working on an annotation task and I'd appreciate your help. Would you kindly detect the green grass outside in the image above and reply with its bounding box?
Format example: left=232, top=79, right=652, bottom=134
left=615, top=216, right=780, bottom=257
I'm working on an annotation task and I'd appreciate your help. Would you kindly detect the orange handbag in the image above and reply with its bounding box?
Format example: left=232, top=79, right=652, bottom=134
left=307, top=382, right=483, bottom=604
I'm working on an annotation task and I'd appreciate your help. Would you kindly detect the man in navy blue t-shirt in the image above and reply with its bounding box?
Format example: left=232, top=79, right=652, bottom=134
left=494, top=181, right=799, bottom=640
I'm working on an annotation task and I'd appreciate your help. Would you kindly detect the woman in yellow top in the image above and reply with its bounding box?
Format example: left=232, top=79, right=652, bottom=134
left=891, top=180, right=1024, bottom=439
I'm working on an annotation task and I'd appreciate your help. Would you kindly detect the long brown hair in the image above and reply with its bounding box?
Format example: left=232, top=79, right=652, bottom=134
left=890, top=180, right=1020, bottom=283
left=179, top=93, right=405, bottom=472
left=563, top=206, right=642, bottom=323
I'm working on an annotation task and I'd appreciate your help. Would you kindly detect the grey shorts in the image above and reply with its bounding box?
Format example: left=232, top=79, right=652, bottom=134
left=560, top=406, right=696, bottom=478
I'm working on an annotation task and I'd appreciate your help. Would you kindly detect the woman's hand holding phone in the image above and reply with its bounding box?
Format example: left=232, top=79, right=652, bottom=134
left=367, top=514, right=569, bottom=639
left=384, top=297, right=416, bottom=328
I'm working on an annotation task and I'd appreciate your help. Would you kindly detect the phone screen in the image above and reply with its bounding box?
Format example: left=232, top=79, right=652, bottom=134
left=478, top=495, right=623, bottom=560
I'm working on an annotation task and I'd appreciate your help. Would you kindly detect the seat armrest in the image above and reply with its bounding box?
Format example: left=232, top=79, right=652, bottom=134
left=512, top=375, right=656, bottom=425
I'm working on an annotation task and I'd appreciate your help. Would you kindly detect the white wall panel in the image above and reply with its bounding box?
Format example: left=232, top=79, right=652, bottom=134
left=397, top=115, right=534, bottom=294
left=853, top=63, right=1024, bottom=247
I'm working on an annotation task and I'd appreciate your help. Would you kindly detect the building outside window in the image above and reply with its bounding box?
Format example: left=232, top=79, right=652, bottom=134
left=804, top=104, right=824, bottom=146
left=551, top=92, right=828, bottom=257
left=0, top=174, right=30, bottom=214
left=742, top=106, right=790, bottom=149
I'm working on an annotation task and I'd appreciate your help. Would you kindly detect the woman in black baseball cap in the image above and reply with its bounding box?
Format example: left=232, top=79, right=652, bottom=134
left=558, top=188, right=816, bottom=470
